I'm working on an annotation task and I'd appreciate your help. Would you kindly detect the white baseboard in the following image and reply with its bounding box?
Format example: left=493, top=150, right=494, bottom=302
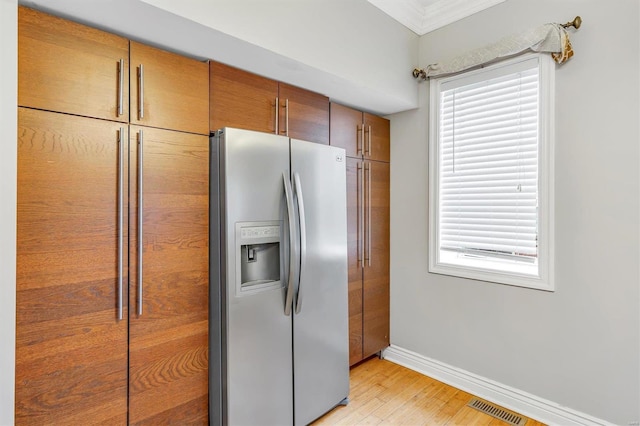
left=383, top=345, right=614, bottom=426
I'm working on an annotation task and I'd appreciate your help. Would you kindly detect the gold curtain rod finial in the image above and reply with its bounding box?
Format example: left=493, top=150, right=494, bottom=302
left=562, top=16, right=582, bottom=29
left=413, top=68, right=427, bottom=80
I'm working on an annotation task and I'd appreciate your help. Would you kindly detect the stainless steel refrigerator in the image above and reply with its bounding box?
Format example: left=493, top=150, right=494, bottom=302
left=209, top=127, right=349, bottom=425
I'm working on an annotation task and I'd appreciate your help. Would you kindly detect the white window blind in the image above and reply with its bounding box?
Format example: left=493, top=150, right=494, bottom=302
left=438, top=60, right=539, bottom=264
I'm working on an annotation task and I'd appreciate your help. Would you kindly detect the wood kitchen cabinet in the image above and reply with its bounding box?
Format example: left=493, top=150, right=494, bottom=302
left=362, top=160, right=390, bottom=359
left=128, top=126, right=209, bottom=423
left=331, top=103, right=390, bottom=366
left=330, top=103, right=390, bottom=162
left=210, top=61, right=330, bottom=144
left=18, top=7, right=129, bottom=122
left=17, top=7, right=210, bottom=424
left=130, top=42, right=209, bottom=135
left=16, top=108, right=129, bottom=424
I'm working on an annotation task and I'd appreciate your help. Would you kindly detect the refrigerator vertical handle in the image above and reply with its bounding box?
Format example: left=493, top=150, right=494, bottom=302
left=283, top=172, right=297, bottom=316
left=118, top=127, right=125, bottom=320
left=293, top=173, right=307, bottom=314
left=137, top=130, right=144, bottom=316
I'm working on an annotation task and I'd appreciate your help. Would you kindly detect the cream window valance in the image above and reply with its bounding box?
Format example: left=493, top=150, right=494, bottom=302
left=413, top=17, right=581, bottom=80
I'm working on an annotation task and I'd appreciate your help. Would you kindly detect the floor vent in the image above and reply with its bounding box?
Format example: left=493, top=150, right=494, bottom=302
left=467, top=397, right=527, bottom=426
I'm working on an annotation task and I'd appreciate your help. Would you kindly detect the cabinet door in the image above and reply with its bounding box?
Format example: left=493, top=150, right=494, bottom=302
left=128, top=126, right=209, bottom=424
left=363, top=113, right=390, bottom=163
left=18, top=7, right=129, bottom=122
left=330, top=103, right=363, bottom=158
left=279, top=83, right=330, bottom=144
left=130, top=42, right=209, bottom=135
left=210, top=61, right=279, bottom=134
left=346, top=158, right=364, bottom=366
left=363, top=160, right=390, bottom=358
left=16, top=108, right=128, bottom=424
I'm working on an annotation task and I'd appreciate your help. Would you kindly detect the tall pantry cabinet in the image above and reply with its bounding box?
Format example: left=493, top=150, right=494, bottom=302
left=330, top=103, right=390, bottom=366
left=16, top=7, right=209, bottom=424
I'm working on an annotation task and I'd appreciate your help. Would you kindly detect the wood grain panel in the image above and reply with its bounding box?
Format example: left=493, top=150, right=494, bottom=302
left=128, top=126, right=209, bottom=425
left=330, top=103, right=363, bottom=158
left=130, top=42, right=209, bottom=135
left=279, top=82, right=330, bottom=144
left=363, top=160, right=390, bottom=358
left=210, top=61, right=279, bottom=134
left=18, top=7, right=129, bottom=122
left=346, top=158, right=363, bottom=366
left=364, top=113, right=390, bottom=163
left=16, top=108, right=128, bottom=424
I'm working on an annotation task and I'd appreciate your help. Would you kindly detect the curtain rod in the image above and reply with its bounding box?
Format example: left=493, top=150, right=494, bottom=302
left=412, top=16, right=582, bottom=80
left=561, top=16, right=582, bottom=29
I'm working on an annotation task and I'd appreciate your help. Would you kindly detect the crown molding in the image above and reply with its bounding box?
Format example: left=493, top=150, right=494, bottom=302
left=367, top=0, right=427, bottom=35
left=368, top=0, right=507, bottom=35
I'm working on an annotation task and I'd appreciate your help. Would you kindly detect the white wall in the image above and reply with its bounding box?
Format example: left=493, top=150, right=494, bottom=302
left=389, top=0, right=640, bottom=424
left=0, top=0, right=17, bottom=423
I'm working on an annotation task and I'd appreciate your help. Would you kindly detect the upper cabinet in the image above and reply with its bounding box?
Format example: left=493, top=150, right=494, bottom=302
left=210, top=61, right=330, bottom=144
left=130, top=42, right=209, bottom=135
left=278, top=83, right=329, bottom=144
left=18, top=7, right=129, bottom=122
left=363, top=113, right=390, bottom=163
left=210, top=61, right=279, bottom=135
left=330, top=103, right=390, bottom=162
left=19, top=7, right=209, bottom=135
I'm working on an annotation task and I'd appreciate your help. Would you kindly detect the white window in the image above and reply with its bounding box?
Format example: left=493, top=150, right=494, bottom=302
left=429, top=54, right=554, bottom=291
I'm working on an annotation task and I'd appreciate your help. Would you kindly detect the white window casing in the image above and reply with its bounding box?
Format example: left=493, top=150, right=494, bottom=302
left=428, top=53, right=555, bottom=291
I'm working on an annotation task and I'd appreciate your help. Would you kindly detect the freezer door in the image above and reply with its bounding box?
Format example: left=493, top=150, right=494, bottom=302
left=291, top=139, right=349, bottom=425
left=217, top=128, right=294, bottom=426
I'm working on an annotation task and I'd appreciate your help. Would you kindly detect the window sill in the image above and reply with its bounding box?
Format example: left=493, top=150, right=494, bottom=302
left=429, top=252, right=554, bottom=291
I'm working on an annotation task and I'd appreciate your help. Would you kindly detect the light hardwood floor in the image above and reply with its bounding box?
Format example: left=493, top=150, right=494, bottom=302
left=312, top=357, right=546, bottom=426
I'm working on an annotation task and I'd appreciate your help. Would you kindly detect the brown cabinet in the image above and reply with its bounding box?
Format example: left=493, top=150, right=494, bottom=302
left=210, top=61, right=329, bottom=144
left=16, top=108, right=129, bottom=424
left=18, top=7, right=129, bottom=122
left=17, top=7, right=209, bottom=424
left=128, top=126, right=209, bottom=423
left=331, top=103, right=390, bottom=366
left=330, top=103, right=390, bottom=162
left=130, top=42, right=209, bottom=135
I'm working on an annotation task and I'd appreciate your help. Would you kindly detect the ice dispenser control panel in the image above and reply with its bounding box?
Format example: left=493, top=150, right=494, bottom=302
left=235, top=222, right=281, bottom=295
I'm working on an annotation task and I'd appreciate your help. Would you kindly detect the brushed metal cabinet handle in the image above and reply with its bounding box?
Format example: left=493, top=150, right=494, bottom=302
left=368, top=125, right=372, bottom=158
left=359, top=123, right=364, bottom=157
left=137, top=130, right=144, bottom=316
left=275, top=97, right=279, bottom=134
left=285, top=99, right=289, bottom=137
left=138, top=64, right=144, bottom=120
left=118, top=59, right=124, bottom=117
left=357, top=162, right=363, bottom=266
left=283, top=172, right=297, bottom=316
left=117, top=127, right=125, bottom=320
left=358, top=162, right=365, bottom=268
left=366, top=162, right=372, bottom=267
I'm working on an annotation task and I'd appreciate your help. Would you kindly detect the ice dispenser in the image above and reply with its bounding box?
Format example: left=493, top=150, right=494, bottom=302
left=235, top=222, right=281, bottom=294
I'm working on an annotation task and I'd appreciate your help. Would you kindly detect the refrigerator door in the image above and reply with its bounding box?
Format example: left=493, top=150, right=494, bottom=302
left=291, top=139, right=349, bottom=425
left=216, top=128, right=294, bottom=426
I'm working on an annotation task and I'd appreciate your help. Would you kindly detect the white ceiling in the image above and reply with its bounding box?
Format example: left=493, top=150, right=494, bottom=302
left=367, top=0, right=507, bottom=35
